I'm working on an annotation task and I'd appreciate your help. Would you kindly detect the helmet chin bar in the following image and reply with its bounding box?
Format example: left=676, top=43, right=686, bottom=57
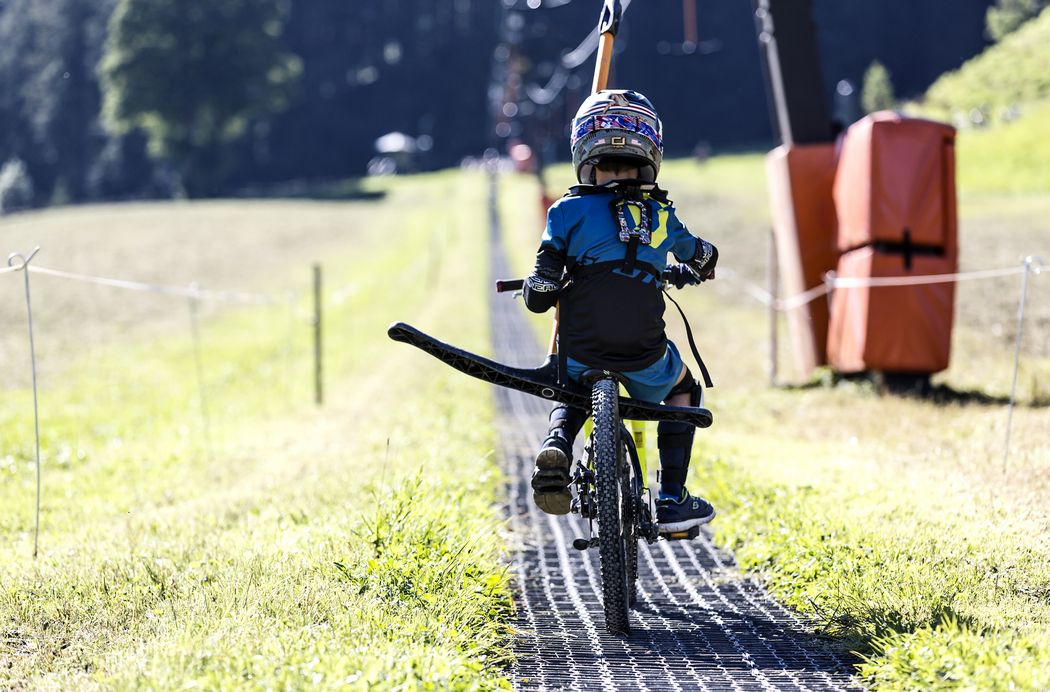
left=581, top=159, right=657, bottom=185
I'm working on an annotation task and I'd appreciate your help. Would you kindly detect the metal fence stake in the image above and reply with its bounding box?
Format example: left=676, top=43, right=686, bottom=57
left=1003, top=256, right=1043, bottom=472
left=8, top=247, right=42, bottom=558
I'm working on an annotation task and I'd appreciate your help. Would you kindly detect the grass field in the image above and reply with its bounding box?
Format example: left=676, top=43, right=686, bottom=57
left=2, top=148, right=1047, bottom=687
left=501, top=153, right=1050, bottom=688
left=0, top=172, right=513, bottom=688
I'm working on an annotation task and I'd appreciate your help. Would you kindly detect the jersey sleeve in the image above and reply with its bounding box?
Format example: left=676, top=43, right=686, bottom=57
left=524, top=202, right=569, bottom=313
left=539, top=201, right=569, bottom=254
left=667, top=207, right=701, bottom=262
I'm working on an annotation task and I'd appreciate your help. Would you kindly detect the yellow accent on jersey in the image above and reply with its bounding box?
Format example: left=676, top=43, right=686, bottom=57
left=626, top=203, right=642, bottom=227
left=650, top=203, right=670, bottom=248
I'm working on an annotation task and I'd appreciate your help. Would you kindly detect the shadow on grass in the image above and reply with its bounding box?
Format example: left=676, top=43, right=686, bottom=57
left=234, top=178, right=387, bottom=201
left=776, top=371, right=1050, bottom=408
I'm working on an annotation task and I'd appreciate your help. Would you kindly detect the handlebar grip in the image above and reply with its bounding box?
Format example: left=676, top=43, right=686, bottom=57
left=495, top=278, right=524, bottom=293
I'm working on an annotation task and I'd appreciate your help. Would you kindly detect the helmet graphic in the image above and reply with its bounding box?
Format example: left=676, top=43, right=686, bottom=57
left=570, top=89, right=664, bottom=184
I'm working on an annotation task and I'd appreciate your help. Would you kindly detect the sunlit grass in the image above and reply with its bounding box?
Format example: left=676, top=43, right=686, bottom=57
left=953, top=100, right=1050, bottom=194
left=501, top=157, right=1050, bottom=688
left=0, top=171, right=512, bottom=688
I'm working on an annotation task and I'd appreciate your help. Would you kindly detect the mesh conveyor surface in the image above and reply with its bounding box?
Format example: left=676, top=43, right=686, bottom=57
left=486, top=175, right=859, bottom=691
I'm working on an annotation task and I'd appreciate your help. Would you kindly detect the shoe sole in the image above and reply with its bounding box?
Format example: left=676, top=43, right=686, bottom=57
left=533, top=490, right=572, bottom=515
left=534, top=447, right=570, bottom=472
left=532, top=447, right=571, bottom=515
left=658, top=508, right=716, bottom=535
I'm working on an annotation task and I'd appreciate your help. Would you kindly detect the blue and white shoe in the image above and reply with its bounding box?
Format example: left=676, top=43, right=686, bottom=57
left=656, top=488, right=715, bottom=534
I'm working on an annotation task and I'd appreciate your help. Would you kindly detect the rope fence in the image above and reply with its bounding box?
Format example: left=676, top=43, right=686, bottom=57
left=721, top=253, right=1045, bottom=469
left=2, top=243, right=1045, bottom=556
left=720, top=258, right=1043, bottom=313
left=25, top=264, right=286, bottom=304
left=2, top=246, right=324, bottom=558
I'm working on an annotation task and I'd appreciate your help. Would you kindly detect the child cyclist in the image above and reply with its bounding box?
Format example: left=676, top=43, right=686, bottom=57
left=523, top=90, right=718, bottom=535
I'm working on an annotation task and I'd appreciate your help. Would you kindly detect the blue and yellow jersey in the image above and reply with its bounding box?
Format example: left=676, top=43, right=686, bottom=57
left=535, top=188, right=705, bottom=372
left=541, top=189, right=698, bottom=274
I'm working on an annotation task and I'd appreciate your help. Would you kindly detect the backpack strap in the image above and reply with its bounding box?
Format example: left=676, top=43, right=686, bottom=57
left=622, top=235, right=640, bottom=273
left=609, top=184, right=652, bottom=275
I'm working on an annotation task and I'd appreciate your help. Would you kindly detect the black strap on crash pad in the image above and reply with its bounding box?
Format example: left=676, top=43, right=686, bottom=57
left=663, top=289, right=714, bottom=389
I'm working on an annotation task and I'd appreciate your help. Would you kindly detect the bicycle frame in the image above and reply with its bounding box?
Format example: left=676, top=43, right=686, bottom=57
left=575, top=391, right=657, bottom=540
left=584, top=404, right=650, bottom=480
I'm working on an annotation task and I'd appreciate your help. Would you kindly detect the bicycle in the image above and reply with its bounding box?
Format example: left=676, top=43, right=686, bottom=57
left=388, top=274, right=711, bottom=636
left=492, top=274, right=711, bottom=635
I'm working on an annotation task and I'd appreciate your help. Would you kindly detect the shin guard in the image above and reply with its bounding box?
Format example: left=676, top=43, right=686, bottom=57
left=659, top=371, right=701, bottom=498
left=545, top=404, right=586, bottom=449
left=657, top=420, right=694, bottom=499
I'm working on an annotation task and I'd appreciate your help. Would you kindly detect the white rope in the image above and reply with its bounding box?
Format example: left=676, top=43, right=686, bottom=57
left=721, top=260, right=1041, bottom=313
left=26, top=265, right=282, bottom=304
left=716, top=268, right=778, bottom=307
left=717, top=268, right=830, bottom=312
left=4, top=247, right=297, bottom=556
left=829, top=264, right=1028, bottom=289
left=779, top=283, right=833, bottom=311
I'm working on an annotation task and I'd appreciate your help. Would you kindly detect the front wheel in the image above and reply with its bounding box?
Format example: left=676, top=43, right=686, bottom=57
left=591, top=377, right=631, bottom=635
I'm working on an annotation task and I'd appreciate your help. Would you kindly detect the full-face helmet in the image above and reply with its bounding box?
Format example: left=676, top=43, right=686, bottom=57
left=570, top=89, right=664, bottom=184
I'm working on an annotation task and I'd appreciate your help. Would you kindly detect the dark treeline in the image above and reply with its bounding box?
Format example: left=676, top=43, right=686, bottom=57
left=508, top=0, right=993, bottom=161
left=0, top=0, right=992, bottom=205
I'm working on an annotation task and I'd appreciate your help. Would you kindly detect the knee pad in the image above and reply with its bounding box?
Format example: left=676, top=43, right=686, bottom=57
left=667, top=367, right=703, bottom=407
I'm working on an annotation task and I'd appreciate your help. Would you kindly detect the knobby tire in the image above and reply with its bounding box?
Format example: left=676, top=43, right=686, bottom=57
left=592, top=378, right=631, bottom=635
left=623, top=452, right=639, bottom=607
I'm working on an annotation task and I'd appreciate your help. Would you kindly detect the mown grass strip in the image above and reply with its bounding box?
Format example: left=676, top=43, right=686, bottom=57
left=0, top=171, right=513, bottom=688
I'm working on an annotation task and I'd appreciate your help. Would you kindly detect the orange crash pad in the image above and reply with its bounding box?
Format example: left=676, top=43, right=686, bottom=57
left=827, top=248, right=956, bottom=374
left=765, top=143, right=839, bottom=376
left=834, top=111, right=957, bottom=257
left=827, top=112, right=958, bottom=375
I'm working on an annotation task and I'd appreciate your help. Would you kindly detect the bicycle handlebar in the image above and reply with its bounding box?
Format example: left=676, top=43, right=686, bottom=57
left=495, top=278, right=524, bottom=293
left=495, top=269, right=713, bottom=294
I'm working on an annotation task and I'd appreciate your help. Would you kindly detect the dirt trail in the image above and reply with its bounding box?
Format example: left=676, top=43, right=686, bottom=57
left=488, top=176, right=859, bottom=690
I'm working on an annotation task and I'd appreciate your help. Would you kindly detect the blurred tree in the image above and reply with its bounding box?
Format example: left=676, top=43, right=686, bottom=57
left=986, top=0, right=1047, bottom=40
left=861, top=60, right=895, bottom=114
left=0, top=0, right=1002, bottom=198
left=245, top=0, right=500, bottom=186
left=100, top=0, right=302, bottom=196
left=0, top=156, right=34, bottom=214
left=0, top=0, right=115, bottom=204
